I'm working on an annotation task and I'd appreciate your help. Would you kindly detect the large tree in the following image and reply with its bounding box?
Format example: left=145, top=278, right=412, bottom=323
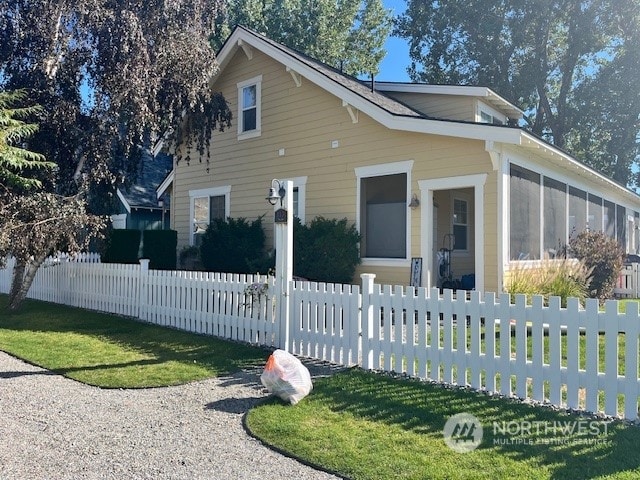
left=213, top=0, right=392, bottom=77
left=394, top=0, right=640, bottom=187
left=0, top=1, right=231, bottom=192
left=0, top=1, right=231, bottom=310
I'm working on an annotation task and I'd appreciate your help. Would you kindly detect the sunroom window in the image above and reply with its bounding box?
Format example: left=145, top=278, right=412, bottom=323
left=543, top=177, right=566, bottom=258
left=510, top=164, right=540, bottom=260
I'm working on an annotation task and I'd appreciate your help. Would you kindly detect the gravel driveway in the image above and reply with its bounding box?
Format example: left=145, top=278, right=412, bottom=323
left=0, top=351, right=341, bottom=480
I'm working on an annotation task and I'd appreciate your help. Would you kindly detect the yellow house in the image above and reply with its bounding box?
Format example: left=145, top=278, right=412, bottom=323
left=158, top=26, right=640, bottom=294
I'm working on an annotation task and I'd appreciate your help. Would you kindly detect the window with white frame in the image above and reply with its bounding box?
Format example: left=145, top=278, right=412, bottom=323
left=452, top=198, right=468, bottom=250
left=355, top=161, right=413, bottom=263
left=189, top=186, right=231, bottom=245
left=237, top=75, right=262, bottom=139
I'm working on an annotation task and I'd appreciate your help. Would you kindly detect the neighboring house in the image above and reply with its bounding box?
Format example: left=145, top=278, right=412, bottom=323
left=113, top=151, right=172, bottom=230
left=157, top=25, right=640, bottom=293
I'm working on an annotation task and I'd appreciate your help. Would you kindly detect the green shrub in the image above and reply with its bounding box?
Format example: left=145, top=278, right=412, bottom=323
left=506, top=259, right=591, bottom=307
left=200, top=216, right=271, bottom=274
left=142, top=230, right=177, bottom=270
left=294, top=216, right=361, bottom=284
left=101, top=229, right=141, bottom=264
left=569, top=230, right=624, bottom=301
left=179, top=245, right=201, bottom=270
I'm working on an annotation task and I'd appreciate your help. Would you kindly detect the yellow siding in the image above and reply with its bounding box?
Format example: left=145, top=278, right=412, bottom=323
left=173, top=48, right=498, bottom=288
left=384, top=92, right=476, bottom=121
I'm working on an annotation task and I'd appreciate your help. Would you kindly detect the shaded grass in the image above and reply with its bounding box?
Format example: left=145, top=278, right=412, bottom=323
left=247, top=369, right=640, bottom=480
left=0, top=295, right=267, bottom=387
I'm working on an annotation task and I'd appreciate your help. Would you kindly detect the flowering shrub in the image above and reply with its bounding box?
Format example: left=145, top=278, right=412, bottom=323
left=244, top=281, right=270, bottom=303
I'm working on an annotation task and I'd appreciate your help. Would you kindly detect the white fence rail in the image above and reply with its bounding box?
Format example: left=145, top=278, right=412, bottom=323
left=1, top=257, right=639, bottom=421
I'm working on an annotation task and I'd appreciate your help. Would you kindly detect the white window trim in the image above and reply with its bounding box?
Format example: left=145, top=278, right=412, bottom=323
left=355, top=160, right=414, bottom=267
left=419, top=174, right=486, bottom=292
left=237, top=75, right=262, bottom=140
left=476, top=100, right=506, bottom=125
left=281, top=176, right=308, bottom=224
left=188, top=185, right=231, bottom=245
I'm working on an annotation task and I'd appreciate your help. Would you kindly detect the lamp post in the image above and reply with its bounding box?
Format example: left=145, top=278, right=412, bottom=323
left=266, top=179, right=293, bottom=351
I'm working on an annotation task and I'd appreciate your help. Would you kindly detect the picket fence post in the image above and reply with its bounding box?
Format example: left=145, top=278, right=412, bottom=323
left=138, top=259, right=150, bottom=321
left=360, top=273, right=376, bottom=369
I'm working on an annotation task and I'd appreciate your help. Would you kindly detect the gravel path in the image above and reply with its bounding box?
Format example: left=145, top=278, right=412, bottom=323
left=0, top=351, right=341, bottom=480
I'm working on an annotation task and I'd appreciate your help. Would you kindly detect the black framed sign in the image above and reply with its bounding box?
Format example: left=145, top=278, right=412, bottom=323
left=274, top=208, right=288, bottom=224
left=410, top=257, right=422, bottom=287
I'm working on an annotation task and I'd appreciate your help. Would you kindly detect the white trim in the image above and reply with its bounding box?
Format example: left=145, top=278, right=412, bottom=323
left=355, top=160, right=414, bottom=266
left=156, top=169, right=174, bottom=198
left=281, top=176, right=308, bottom=224
left=419, top=174, right=487, bottom=292
left=237, top=75, right=262, bottom=140
left=188, top=185, right=232, bottom=246
left=116, top=188, right=131, bottom=213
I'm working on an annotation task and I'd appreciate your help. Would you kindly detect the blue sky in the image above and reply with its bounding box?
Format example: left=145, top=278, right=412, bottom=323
left=379, top=0, right=411, bottom=82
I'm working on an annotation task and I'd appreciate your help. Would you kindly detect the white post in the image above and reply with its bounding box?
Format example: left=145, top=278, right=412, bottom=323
left=274, top=180, right=293, bottom=351
left=360, top=273, right=376, bottom=369
left=138, top=258, right=150, bottom=321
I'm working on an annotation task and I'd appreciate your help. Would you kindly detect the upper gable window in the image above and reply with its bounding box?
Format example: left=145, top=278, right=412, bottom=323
left=477, top=101, right=506, bottom=125
left=237, top=75, right=262, bottom=140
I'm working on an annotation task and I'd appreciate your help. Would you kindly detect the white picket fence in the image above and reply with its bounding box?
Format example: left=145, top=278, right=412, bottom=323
left=615, top=263, right=640, bottom=298
left=1, top=256, right=639, bottom=421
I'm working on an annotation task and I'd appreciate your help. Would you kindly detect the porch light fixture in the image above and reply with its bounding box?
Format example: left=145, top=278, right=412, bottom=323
left=408, top=193, right=420, bottom=209
left=266, top=179, right=286, bottom=206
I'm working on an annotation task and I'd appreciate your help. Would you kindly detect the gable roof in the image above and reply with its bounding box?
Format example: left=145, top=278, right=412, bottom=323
left=117, top=151, right=172, bottom=212
left=209, top=26, right=639, bottom=204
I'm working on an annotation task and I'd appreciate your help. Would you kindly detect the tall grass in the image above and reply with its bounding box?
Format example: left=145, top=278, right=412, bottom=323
left=505, top=259, right=591, bottom=307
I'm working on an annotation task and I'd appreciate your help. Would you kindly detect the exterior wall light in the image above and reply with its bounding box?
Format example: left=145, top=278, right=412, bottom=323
left=266, top=179, right=286, bottom=206
left=409, top=193, right=420, bottom=209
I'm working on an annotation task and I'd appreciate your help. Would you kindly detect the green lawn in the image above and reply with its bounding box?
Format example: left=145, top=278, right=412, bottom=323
left=247, top=369, right=640, bottom=480
left=3, top=294, right=640, bottom=479
left=0, top=295, right=267, bottom=387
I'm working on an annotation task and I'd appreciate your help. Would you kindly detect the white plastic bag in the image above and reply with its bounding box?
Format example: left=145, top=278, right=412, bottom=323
left=260, top=349, right=313, bottom=405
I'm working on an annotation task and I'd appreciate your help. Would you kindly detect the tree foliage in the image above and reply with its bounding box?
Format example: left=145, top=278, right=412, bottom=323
left=0, top=89, right=55, bottom=190
left=394, top=0, right=640, bottom=187
left=0, top=189, right=105, bottom=311
left=0, top=0, right=231, bottom=192
left=213, top=0, right=392, bottom=76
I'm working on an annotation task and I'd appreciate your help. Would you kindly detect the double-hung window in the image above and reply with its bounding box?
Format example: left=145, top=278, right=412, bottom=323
left=189, top=186, right=231, bottom=245
left=237, top=75, right=262, bottom=139
left=453, top=198, right=468, bottom=251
